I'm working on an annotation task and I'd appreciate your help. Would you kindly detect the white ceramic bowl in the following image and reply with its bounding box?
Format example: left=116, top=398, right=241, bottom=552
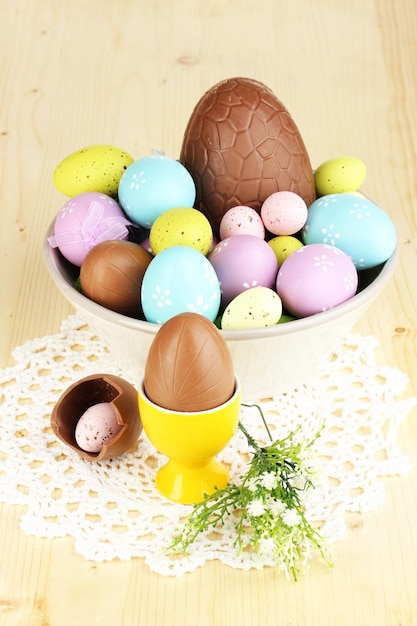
left=44, top=220, right=398, bottom=401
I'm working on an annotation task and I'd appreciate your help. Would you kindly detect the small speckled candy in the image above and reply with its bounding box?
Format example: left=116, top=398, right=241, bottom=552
left=75, top=402, right=123, bottom=453
left=53, top=144, right=135, bottom=198
left=268, top=235, right=304, bottom=267
left=276, top=243, right=358, bottom=317
left=118, top=153, right=196, bottom=228
left=149, top=207, right=213, bottom=255
left=219, top=206, right=265, bottom=240
left=260, top=191, right=308, bottom=236
left=314, top=156, right=366, bottom=196
left=221, top=286, right=282, bottom=330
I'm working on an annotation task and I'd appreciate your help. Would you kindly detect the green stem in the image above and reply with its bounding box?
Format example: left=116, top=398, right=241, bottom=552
left=241, top=403, right=274, bottom=442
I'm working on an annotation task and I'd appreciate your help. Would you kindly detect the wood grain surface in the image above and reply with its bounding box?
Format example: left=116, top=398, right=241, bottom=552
left=1, top=1, right=417, bottom=624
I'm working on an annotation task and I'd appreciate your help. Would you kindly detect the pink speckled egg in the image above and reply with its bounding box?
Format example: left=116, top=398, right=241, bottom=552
left=275, top=243, right=358, bottom=317
left=75, top=402, right=123, bottom=453
left=48, top=191, right=131, bottom=266
left=208, top=234, right=278, bottom=306
left=219, top=206, right=265, bottom=240
left=261, top=191, right=308, bottom=236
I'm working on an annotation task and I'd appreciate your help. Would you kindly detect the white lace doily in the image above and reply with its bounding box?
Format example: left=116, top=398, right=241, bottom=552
left=0, top=315, right=415, bottom=576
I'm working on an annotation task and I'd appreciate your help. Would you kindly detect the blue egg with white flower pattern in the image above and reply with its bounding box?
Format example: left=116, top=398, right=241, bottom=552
left=301, top=193, right=397, bottom=269
left=141, top=246, right=221, bottom=324
left=118, top=154, right=196, bottom=228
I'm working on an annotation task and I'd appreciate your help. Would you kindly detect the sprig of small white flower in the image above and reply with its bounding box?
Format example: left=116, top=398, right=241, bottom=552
left=167, top=406, right=332, bottom=581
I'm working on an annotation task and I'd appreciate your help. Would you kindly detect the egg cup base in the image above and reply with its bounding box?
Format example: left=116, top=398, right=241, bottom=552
left=155, top=456, right=230, bottom=505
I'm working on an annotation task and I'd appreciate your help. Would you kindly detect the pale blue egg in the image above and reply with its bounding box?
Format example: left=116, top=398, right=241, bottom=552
left=302, top=193, right=397, bottom=269
left=141, top=246, right=221, bottom=324
left=118, top=154, right=196, bottom=228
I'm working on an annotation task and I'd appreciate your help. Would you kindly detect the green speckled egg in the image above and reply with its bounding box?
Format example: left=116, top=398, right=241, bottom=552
left=53, top=144, right=134, bottom=197
left=149, top=207, right=213, bottom=255
left=314, top=156, right=366, bottom=196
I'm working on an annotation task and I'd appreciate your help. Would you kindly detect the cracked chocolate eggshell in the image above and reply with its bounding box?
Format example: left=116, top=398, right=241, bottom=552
left=179, top=77, right=316, bottom=236
left=144, top=312, right=235, bottom=412
left=51, top=374, right=143, bottom=461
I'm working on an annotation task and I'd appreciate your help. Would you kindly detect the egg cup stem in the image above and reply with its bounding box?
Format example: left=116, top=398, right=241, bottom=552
left=155, top=456, right=230, bottom=505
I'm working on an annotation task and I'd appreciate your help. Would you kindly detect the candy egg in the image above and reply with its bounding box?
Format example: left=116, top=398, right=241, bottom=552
left=260, top=191, right=308, bottom=236
left=268, top=235, right=304, bottom=267
left=144, top=312, right=235, bottom=412
left=48, top=191, right=131, bottom=266
left=180, top=77, right=316, bottom=236
left=53, top=144, right=134, bottom=198
left=314, top=156, right=366, bottom=196
left=141, top=245, right=221, bottom=324
left=149, top=207, right=213, bottom=255
left=75, top=402, right=123, bottom=453
left=221, top=286, right=282, bottom=330
left=276, top=243, right=358, bottom=317
left=118, top=153, right=196, bottom=228
left=219, top=206, right=265, bottom=240
left=80, top=240, right=153, bottom=317
left=51, top=374, right=143, bottom=461
left=208, top=234, right=278, bottom=307
left=302, top=193, right=397, bottom=269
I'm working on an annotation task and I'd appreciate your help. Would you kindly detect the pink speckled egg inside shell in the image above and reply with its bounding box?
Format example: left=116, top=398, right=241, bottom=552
left=51, top=191, right=131, bottom=266
left=208, top=234, right=278, bottom=306
left=75, top=402, right=123, bottom=453
left=275, top=243, right=358, bottom=317
left=261, top=191, right=308, bottom=236
left=219, top=206, right=265, bottom=240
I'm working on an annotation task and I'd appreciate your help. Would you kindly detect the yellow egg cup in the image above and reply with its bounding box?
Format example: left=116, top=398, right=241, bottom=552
left=138, top=377, right=241, bottom=504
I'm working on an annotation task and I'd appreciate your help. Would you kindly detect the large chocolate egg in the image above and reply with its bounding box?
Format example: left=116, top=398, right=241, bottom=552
left=80, top=240, right=153, bottom=318
left=179, top=77, right=316, bottom=236
left=144, top=312, right=235, bottom=412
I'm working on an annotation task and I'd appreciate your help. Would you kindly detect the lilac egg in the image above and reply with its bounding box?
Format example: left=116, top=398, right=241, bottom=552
left=275, top=243, right=358, bottom=317
left=208, top=234, right=278, bottom=306
left=48, top=191, right=131, bottom=266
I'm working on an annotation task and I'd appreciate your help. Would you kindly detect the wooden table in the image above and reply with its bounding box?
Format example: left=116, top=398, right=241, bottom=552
left=1, top=1, right=417, bottom=624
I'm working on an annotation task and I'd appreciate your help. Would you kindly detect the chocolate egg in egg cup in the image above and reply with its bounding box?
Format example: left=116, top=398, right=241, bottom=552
left=51, top=373, right=143, bottom=461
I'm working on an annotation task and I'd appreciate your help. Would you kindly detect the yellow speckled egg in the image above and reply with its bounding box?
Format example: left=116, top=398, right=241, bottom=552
left=314, top=156, right=366, bottom=196
left=221, top=286, right=282, bottom=330
left=268, top=235, right=304, bottom=267
left=149, top=207, right=213, bottom=255
left=53, top=144, right=135, bottom=197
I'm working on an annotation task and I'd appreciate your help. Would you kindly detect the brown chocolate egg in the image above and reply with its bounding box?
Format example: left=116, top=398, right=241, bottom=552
left=179, top=77, right=316, bottom=236
left=144, top=312, right=235, bottom=412
left=51, top=373, right=143, bottom=461
left=80, top=240, right=153, bottom=317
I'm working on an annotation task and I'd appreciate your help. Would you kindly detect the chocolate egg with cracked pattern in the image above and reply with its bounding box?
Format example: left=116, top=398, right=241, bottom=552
left=179, top=77, right=316, bottom=236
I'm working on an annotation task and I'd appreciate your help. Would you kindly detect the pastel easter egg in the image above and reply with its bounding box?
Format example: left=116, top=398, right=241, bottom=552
left=53, top=144, right=135, bottom=198
left=302, top=193, right=397, bottom=269
left=208, top=234, right=278, bottom=307
left=314, top=156, right=366, bottom=196
left=219, top=206, right=265, bottom=240
left=48, top=191, right=131, bottom=266
left=261, top=191, right=308, bottom=235
left=276, top=243, right=358, bottom=317
left=268, top=235, right=304, bottom=267
left=118, top=154, right=196, bottom=228
left=75, top=402, right=123, bottom=453
left=149, top=207, right=213, bottom=255
left=221, top=286, right=282, bottom=330
left=141, top=246, right=221, bottom=324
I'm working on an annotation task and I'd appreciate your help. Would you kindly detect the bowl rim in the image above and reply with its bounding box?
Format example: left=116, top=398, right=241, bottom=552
left=44, top=218, right=399, bottom=340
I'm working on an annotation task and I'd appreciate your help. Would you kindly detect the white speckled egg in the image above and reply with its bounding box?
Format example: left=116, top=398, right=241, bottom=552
left=219, top=206, right=265, bottom=240
left=221, top=287, right=282, bottom=329
left=276, top=243, right=358, bottom=317
left=302, top=193, right=397, bottom=269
